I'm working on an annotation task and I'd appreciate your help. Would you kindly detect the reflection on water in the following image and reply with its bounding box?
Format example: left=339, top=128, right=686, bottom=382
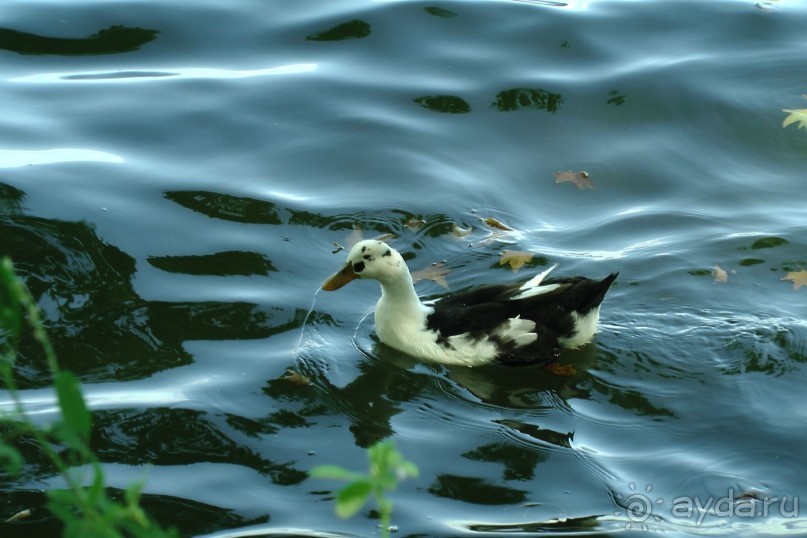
left=0, top=184, right=305, bottom=386
left=11, top=64, right=318, bottom=84
left=493, top=88, right=564, bottom=113
left=413, top=94, right=471, bottom=114
left=0, top=149, right=124, bottom=168
left=0, top=25, right=158, bottom=55
left=306, top=19, right=372, bottom=41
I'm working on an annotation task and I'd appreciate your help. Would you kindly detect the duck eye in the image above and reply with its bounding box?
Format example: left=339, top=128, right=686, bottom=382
left=353, top=261, right=365, bottom=273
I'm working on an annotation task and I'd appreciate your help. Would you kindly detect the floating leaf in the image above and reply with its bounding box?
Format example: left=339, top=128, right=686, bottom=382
left=279, top=369, right=309, bottom=386
left=545, top=363, right=577, bottom=376
left=781, top=269, right=807, bottom=291
left=483, top=217, right=513, bottom=231
left=554, top=170, right=595, bottom=190
left=451, top=223, right=472, bottom=238
left=500, top=250, right=533, bottom=272
left=412, top=262, right=450, bottom=289
left=404, top=217, right=426, bottom=232
left=782, top=96, right=807, bottom=130
left=345, top=225, right=363, bottom=248
left=713, top=264, right=729, bottom=283
left=5, top=509, right=31, bottom=523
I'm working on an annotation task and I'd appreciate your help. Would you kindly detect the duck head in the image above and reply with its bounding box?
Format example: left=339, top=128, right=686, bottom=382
left=322, top=240, right=406, bottom=290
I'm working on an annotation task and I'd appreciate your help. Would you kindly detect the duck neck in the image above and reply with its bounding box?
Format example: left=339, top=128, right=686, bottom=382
left=377, top=270, right=427, bottom=320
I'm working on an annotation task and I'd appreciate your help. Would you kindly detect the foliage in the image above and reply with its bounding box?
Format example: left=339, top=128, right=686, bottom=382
left=310, top=440, right=419, bottom=538
left=782, top=96, right=807, bottom=130
left=411, top=261, right=450, bottom=289
left=499, top=250, right=535, bottom=273
left=0, top=257, right=176, bottom=537
left=554, top=170, right=595, bottom=190
left=781, top=268, right=807, bottom=291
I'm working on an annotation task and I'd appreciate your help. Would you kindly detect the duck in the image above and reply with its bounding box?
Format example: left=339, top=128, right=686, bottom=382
left=322, top=239, right=617, bottom=367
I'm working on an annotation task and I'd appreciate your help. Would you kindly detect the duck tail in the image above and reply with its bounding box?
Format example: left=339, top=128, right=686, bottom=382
left=579, top=272, right=619, bottom=313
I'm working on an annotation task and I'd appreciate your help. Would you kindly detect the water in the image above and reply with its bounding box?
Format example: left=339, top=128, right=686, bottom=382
left=2, top=0, right=806, bottom=536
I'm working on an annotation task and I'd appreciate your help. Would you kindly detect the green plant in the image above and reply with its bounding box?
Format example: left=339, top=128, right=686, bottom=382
left=310, top=440, right=419, bottom=538
left=0, top=257, right=176, bottom=537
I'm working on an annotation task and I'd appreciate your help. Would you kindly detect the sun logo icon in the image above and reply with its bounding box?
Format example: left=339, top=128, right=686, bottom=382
left=613, top=483, right=664, bottom=530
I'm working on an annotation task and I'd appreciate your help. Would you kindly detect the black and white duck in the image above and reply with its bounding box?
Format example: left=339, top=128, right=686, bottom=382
left=322, top=240, right=617, bottom=367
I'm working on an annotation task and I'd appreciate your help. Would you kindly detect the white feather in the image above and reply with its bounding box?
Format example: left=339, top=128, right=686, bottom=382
left=558, top=307, right=601, bottom=348
left=509, top=264, right=560, bottom=300
left=495, top=316, right=537, bottom=346
left=520, top=263, right=558, bottom=290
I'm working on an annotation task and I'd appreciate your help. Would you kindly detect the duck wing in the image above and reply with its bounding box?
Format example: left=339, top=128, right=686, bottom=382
left=426, top=273, right=618, bottom=365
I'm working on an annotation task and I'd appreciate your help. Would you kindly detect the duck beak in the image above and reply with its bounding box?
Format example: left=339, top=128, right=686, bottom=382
left=322, top=263, right=359, bottom=291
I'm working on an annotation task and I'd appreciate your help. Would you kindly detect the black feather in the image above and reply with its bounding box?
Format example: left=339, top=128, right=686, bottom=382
left=425, top=272, right=618, bottom=365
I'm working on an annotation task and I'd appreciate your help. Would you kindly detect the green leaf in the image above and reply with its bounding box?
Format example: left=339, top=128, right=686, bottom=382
left=88, top=460, right=106, bottom=501
left=398, top=460, right=420, bottom=479
left=54, top=370, right=92, bottom=445
left=335, top=480, right=371, bottom=519
left=0, top=259, right=22, bottom=347
left=309, top=464, right=362, bottom=481
left=0, top=444, right=23, bottom=475
left=124, top=480, right=145, bottom=507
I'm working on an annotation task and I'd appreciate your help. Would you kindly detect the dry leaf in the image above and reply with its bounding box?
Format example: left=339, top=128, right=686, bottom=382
left=783, top=96, right=807, bottom=130
left=484, top=217, right=513, bottom=231
left=713, top=264, right=729, bottom=283
left=345, top=225, right=363, bottom=248
left=5, top=509, right=31, bottom=523
left=404, top=217, right=426, bottom=232
left=500, top=250, right=533, bottom=272
left=412, top=261, right=450, bottom=289
left=373, top=232, right=397, bottom=243
left=279, top=369, right=310, bottom=386
left=554, top=170, right=595, bottom=190
left=544, top=363, right=577, bottom=376
left=781, top=269, right=807, bottom=291
left=451, top=223, right=472, bottom=238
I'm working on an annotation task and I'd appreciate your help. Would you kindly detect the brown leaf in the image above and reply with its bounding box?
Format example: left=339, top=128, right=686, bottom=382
left=373, top=232, right=397, bottom=243
left=5, top=509, right=31, bottom=523
left=544, top=363, right=577, bottom=376
left=412, top=261, right=450, bottom=289
left=279, top=369, right=310, bottom=386
left=484, top=217, right=513, bottom=231
left=499, top=250, right=533, bottom=272
left=451, top=223, right=472, bottom=238
left=345, top=225, right=363, bottom=248
left=404, top=217, right=426, bottom=232
left=554, top=170, right=595, bottom=190
left=781, top=269, right=807, bottom=291
left=713, top=264, right=729, bottom=283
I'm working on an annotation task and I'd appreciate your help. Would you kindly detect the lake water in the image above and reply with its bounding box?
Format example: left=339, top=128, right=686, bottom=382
left=2, top=0, right=806, bottom=536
